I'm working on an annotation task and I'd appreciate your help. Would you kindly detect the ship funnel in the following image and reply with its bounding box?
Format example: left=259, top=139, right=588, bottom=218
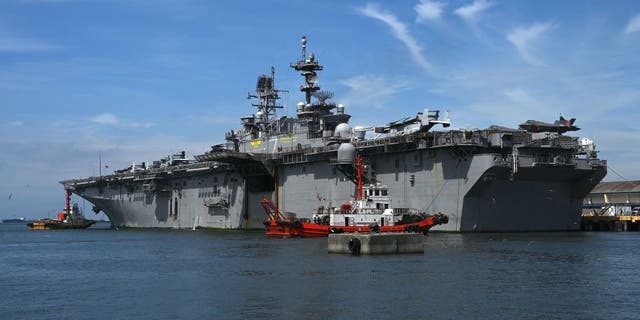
left=337, top=104, right=345, bottom=115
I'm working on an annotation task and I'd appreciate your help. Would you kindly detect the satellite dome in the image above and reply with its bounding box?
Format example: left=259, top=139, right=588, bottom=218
left=337, top=143, right=356, bottom=164
left=335, top=123, right=352, bottom=139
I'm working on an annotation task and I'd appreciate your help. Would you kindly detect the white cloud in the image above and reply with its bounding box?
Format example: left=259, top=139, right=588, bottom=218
left=192, top=114, right=240, bottom=126
left=0, top=27, right=58, bottom=53
left=415, top=0, right=446, bottom=23
left=10, top=121, right=23, bottom=127
left=90, top=113, right=118, bottom=125
left=504, top=88, right=536, bottom=106
left=624, top=13, right=640, bottom=34
left=19, top=0, right=70, bottom=3
left=454, top=0, right=494, bottom=21
left=88, top=114, right=154, bottom=128
left=0, top=36, right=57, bottom=52
left=358, top=3, right=432, bottom=73
left=507, top=22, right=554, bottom=66
left=339, top=74, right=410, bottom=108
left=126, top=121, right=154, bottom=128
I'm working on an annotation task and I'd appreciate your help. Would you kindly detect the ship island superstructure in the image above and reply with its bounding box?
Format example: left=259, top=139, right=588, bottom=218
left=61, top=36, right=607, bottom=231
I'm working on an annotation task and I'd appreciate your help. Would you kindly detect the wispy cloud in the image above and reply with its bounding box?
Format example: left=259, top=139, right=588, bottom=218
left=188, top=114, right=239, bottom=126
left=339, top=74, right=410, bottom=108
left=10, top=121, right=24, bottom=127
left=0, top=35, right=58, bottom=53
left=358, top=3, right=432, bottom=73
left=88, top=113, right=154, bottom=128
left=18, top=0, right=70, bottom=3
left=624, top=13, right=640, bottom=34
left=454, top=0, right=494, bottom=21
left=126, top=121, right=154, bottom=128
left=90, top=113, right=118, bottom=125
left=503, top=88, right=536, bottom=106
left=507, top=22, right=554, bottom=66
left=415, top=0, right=446, bottom=23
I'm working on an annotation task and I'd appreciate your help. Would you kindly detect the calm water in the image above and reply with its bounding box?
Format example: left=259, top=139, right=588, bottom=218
left=1, top=223, right=639, bottom=320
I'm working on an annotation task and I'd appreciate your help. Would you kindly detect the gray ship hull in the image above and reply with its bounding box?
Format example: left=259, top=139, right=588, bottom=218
left=67, top=147, right=605, bottom=232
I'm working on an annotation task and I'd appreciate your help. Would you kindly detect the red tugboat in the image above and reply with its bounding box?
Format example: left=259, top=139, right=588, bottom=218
left=262, top=156, right=448, bottom=237
left=27, top=189, right=96, bottom=230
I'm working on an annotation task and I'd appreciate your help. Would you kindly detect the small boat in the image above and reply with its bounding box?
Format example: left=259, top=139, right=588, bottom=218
left=28, top=190, right=96, bottom=230
left=261, top=190, right=448, bottom=237
left=2, top=217, right=27, bottom=224
left=263, top=155, right=448, bottom=237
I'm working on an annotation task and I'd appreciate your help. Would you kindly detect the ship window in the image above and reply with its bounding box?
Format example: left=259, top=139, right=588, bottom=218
left=374, top=190, right=380, bottom=196
left=214, top=177, right=218, bottom=183
left=381, top=190, right=388, bottom=196
left=302, top=166, right=307, bottom=173
left=385, top=204, right=389, bottom=209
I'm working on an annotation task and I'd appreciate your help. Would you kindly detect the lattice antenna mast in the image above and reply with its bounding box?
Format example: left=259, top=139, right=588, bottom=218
left=290, top=36, right=323, bottom=105
left=247, top=66, right=286, bottom=132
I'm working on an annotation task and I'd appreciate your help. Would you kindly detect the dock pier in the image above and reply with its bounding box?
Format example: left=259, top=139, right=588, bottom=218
left=328, top=233, right=424, bottom=255
left=581, top=216, right=640, bottom=231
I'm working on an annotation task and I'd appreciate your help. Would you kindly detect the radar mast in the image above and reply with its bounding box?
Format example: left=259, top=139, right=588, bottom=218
left=247, top=66, right=285, bottom=135
left=290, top=36, right=323, bottom=105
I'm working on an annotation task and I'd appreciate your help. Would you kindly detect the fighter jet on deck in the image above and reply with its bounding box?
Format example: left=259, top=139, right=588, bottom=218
left=519, top=116, right=580, bottom=133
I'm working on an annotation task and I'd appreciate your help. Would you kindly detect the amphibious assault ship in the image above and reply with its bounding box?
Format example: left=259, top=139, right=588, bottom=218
left=61, top=37, right=607, bottom=231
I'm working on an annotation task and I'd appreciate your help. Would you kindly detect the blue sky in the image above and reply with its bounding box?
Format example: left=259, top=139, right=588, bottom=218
left=1, top=0, right=639, bottom=219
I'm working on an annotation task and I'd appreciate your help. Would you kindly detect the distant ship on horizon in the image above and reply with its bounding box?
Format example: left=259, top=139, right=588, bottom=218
left=2, top=217, right=27, bottom=224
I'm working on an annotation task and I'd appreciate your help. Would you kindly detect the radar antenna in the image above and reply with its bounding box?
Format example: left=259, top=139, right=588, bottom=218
left=312, top=90, right=333, bottom=105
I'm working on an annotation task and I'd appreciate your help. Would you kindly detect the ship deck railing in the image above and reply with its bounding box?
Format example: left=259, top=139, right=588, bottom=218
left=61, top=161, right=229, bottom=185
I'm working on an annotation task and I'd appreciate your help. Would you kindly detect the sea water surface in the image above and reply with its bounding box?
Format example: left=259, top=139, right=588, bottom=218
left=1, top=223, right=639, bottom=320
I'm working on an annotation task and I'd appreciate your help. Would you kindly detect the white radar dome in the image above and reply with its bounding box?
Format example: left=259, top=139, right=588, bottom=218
left=334, top=123, right=352, bottom=139
left=337, top=143, right=356, bottom=164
